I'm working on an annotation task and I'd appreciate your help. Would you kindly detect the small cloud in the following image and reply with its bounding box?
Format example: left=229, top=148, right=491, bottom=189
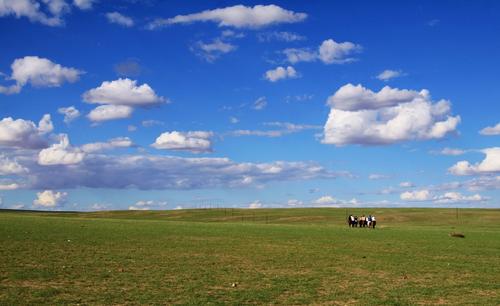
left=368, top=174, right=389, bottom=180
left=399, top=181, right=415, bottom=188
left=142, top=120, right=164, bottom=127
left=229, top=117, right=239, bottom=124
left=33, top=190, right=68, bottom=208
left=376, top=69, right=405, bottom=81
left=58, top=106, right=80, bottom=124
left=264, top=66, right=299, bottom=82
left=479, top=123, right=500, bottom=136
left=191, top=39, right=237, bottom=62
left=248, top=200, right=262, bottom=209
left=253, top=97, right=267, bottom=110
left=106, top=12, right=134, bottom=27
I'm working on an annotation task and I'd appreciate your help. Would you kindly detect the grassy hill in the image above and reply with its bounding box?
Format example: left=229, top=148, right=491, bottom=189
left=1, top=208, right=499, bottom=305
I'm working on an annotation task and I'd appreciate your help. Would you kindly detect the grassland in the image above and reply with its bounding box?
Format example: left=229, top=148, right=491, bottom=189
left=1, top=208, right=499, bottom=305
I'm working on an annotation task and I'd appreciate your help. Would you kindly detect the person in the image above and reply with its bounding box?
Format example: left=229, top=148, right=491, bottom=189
left=371, top=215, right=376, bottom=229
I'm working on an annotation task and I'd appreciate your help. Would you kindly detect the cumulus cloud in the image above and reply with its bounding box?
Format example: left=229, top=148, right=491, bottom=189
left=83, top=78, right=164, bottom=106
left=400, top=189, right=431, bottom=201
left=87, top=105, right=133, bottom=122
left=284, top=38, right=361, bottom=65
left=376, top=69, right=404, bottom=81
left=252, top=96, right=267, bottom=110
left=33, top=189, right=67, bottom=207
left=264, top=66, right=298, bottom=82
left=81, top=137, right=133, bottom=153
left=0, top=0, right=65, bottom=26
left=106, top=11, right=133, bottom=27
left=191, top=39, right=237, bottom=62
left=448, top=148, right=500, bottom=175
left=257, top=31, right=305, bottom=42
left=312, top=195, right=358, bottom=207
left=147, top=4, right=307, bottom=30
left=0, top=56, right=82, bottom=94
left=248, top=200, right=262, bottom=209
left=83, top=78, right=165, bottom=122
left=0, top=155, right=28, bottom=175
left=401, top=188, right=487, bottom=204
left=73, top=0, right=94, bottom=10
left=0, top=114, right=53, bottom=149
left=287, top=199, right=303, bottom=206
left=58, top=106, right=80, bottom=123
left=479, top=123, right=500, bottom=136
left=433, top=192, right=486, bottom=204
left=38, top=134, right=85, bottom=165
left=322, top=84, right=460, bottom=146
left=151, top=131, right=213, bottom=153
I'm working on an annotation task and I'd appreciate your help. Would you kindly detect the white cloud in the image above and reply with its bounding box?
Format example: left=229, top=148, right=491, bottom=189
left=128, top=125, right=137, bottom=132
left=0, top=183, right=20, bottom=190
left=148, top=4, right=307, bottom=30
left=287, top=199, right=303, bottom=206
left=376, top=69, right=404, bottom=81
left=83, top=78, right=164, bottom=106
left=33, top=190, right=67, bottom=207
left=318, top=39, right=361, bottom=64
left=0, top=154, right=28, bottom=175
left=433, top=192, right=486, bottom=204
left=230, top=122, right=320, bottom=138
left=38, top=134, right=85, bottom=165
left=284, top=38, right=361, bottom=65
left=38, top=114, right=54, bottom=134
left=81, top=137, right=133, bottom=153
left=0, top=114, right=52, bottom=149
left=0, top=0, right=64, bottom=26
left=229, top=117, right=239, bottom=124
left=313, top=195, right=338, bottom=205
left=448, top=148, right=500, bottom=175
left=106, top=11, right=134, bottom=27
left=0, top=56, right=82, bottom=94
left=128, top=200, right=167, bottom=210
left=73, top=0, right=94, bottom=10
left=368, top=174, right=389, bottom=180
left=128, top=205, right=150, bottom=211
left=253, top=96, right=267, bottom=110
left=312, top=195, right=358, bottom=207
left=479, top=123, right=500, bottom=136
left=248, top=200, right=262, bottom=209
left=191, top=39, right=237, bottom=62
left=87, top=105, right=133, bottom=122
left=151, top=131, right=213, bottom=153
left=58, top=106, right=80, bottom=123
left=257, top=31, right=305, bottom=42
left=264, top=66, right=298, bottom=82
left=436, top=147, right=467, bottom=156
left=399, top=181, right=415, bottom=188
left=322, top=84, right=460, bottom=146
left=327, top=84, right=424, bottom=111
left=400, top=189, right=431, bottom=201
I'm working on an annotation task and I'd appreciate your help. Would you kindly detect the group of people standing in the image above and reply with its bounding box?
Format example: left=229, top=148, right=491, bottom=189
left=348, top=214, right=376, bottom=228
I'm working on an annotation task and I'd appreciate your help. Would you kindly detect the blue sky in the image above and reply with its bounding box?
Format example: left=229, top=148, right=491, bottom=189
left=0, top=0, right=499, bottom=210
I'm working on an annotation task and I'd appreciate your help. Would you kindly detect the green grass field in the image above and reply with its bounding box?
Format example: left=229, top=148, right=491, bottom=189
left=1, top=208, right=499, bottom=305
